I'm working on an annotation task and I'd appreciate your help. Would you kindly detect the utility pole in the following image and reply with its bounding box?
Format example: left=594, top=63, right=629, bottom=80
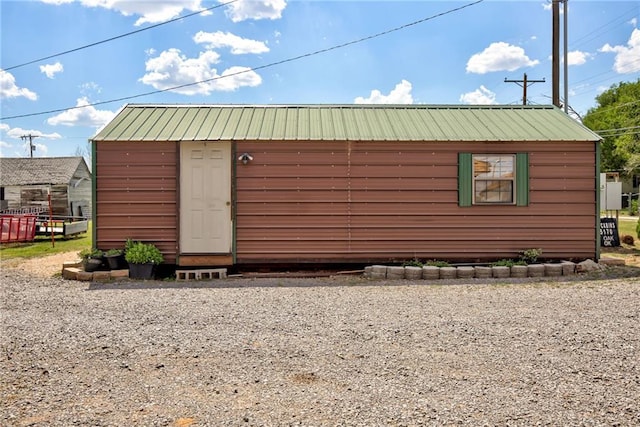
left=552, top=0, right=561, bottom=108
left=504, top=73, right=545, bottom=105
left=20, top=134, right=38, bottom=158
left=563, top=0, right=569, bottom=114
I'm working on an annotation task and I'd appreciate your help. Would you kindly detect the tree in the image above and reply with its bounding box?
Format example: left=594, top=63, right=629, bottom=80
left=582, top=79, right=640, bottom=177
left=75, top=142, right=92, bottom=169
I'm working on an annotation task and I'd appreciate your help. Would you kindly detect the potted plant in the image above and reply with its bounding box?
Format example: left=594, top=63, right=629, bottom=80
left=124, top=241, right=164, bottom=279
left=79, top=248, right=104, bottom=272
left=104, top=248, right=124, bottom=270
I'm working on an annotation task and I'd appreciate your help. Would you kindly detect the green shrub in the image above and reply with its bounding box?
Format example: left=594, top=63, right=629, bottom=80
left=125, top=239, right=136, bottom=253
left=424, top=259, right=451, bottom=267
left=636, top=217, right=640, bottom=238
left=402, top=258, right=423, bottom=267
left=631, top=199, right=638, bottom=216
left=520, top=248, right=542, bottom=264
left=104, top=248, right=122, bottom=256
left=491, top=259, right=526, bottom=267
left=79, top=248, right=103, bottom=260
left=124, top=241, right=164, bottom=265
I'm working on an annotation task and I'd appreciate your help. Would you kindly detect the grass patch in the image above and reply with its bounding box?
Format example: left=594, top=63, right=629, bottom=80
left=617, top=217, right=639, bottom=249
left=0, top=226, right=92, bottom=260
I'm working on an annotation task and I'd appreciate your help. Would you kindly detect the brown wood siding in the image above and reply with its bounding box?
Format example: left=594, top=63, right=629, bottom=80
left=95, top=141, right=178, bottom=262
left=235, top=141, right=596, bottom=263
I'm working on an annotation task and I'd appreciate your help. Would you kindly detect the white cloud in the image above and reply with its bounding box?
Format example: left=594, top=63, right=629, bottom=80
left=47, top=0, right=206, bottom=26
left=193, top=31, right=269, bottom=55
left=47, top=97, right=116, bottom=128
left=630, top=18, right=637, bottom=27
left=79, top=81, right=102, bottom=95
left=0, top=140, right=11, bottom=148
left=466, top=42, right=539, bottom=74
left=40, top=62, right=64, bottom=78
left=43, top=0, right=285, bottom=25
left=216, top=66, right=264, bottom=91
left=542, top=1, right=564, bottom=13
left=140, top=48, right=261, bottom=95
left=0, top=69, right=38, bottom=100
left=222, top=0, right=286, bottom=23
left=567, top=50, right=592, bottom=66
left=4, top=126, right=62, bottom=140
left=459, top=85, right=497, bottom=105
left=600, top=28, right=640, bottom=73
left=354, top=80, right=413, bottom=104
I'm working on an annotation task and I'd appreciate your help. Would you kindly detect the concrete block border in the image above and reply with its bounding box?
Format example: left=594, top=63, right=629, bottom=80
left=62, top=267, right=131, bottom=282
left=364, top=261, right=579, bottom=281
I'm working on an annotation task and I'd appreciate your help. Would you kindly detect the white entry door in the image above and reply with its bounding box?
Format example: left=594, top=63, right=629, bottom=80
left=180, top=142, right=232, bottom=253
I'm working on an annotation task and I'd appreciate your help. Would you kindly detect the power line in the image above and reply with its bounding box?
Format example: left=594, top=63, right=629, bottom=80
left=3, top=0, right=237, bottom=72
left=595, top=125, right=640, bottom=135
left=571, top=58, right=640, bottom=89
left=0, top=0, right=484, bottom=121
left=570, top=5, right=638, bottom=51
left=596, top=130, right=640, bottom=138
left=579, top=96, right=640, bottom=119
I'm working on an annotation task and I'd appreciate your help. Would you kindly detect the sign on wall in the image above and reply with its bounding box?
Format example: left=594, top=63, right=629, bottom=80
left=600, top=217, right=620, bottom=247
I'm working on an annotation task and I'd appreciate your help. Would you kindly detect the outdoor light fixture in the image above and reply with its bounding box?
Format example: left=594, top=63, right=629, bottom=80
left=238, top=153, right=253, bottom=165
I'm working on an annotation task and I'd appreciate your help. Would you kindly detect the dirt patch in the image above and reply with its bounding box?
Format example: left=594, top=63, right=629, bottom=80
left=601, top=245, right=640, bottom=267
left=1, top=251, right=80, bottom=278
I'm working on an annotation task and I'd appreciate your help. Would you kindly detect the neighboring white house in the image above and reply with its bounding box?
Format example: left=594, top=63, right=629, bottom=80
left=0, top=157, right=92, bottom=218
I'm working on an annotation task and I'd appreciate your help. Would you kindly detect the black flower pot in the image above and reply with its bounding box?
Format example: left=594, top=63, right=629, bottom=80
left=105, top=253, right=127, bottom=270
left=129, top=263, right=155, bottom=280
left=105, top=255, right=120, bottom=270
left=83, top=258, right=103, bottom=272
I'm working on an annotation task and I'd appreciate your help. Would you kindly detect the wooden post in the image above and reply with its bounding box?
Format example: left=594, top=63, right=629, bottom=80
left=48, top=190, right=55, bottom=248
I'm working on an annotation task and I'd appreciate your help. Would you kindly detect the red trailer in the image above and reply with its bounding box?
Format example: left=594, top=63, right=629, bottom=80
left=0, top=215, right=37, bottom=243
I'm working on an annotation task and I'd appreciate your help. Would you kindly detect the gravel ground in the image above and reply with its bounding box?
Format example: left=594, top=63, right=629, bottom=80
left=1, top=266, right=640, bottom=426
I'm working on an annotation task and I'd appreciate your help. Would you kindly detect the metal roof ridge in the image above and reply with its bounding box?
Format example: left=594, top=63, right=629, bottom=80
left=121, top=103, right=557, bottom=110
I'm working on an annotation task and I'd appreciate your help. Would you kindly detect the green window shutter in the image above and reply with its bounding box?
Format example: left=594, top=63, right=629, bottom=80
left=515, top=152, right=529, bottom=206
left=458, top=152, right=472, bottom=207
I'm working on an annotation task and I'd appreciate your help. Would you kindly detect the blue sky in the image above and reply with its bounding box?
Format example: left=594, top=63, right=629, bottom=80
left=1, top=0, right=639, bottom=158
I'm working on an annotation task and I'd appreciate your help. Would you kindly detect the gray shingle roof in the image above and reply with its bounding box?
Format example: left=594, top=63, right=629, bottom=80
left=0, top=157, right=88, bottom=186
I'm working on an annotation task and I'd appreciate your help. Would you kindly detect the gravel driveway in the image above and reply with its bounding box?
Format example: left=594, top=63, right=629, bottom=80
left=1, top=268, right=639, bottom=426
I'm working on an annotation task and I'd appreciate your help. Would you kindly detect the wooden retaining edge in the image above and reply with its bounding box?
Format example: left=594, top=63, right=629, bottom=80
left=62, top=267, right=130, bottom=282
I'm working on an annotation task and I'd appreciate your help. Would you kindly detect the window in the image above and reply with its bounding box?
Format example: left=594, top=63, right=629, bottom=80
left=458, top=153, right=529, bottom=207
left=473, top=155, right=515, bottom=204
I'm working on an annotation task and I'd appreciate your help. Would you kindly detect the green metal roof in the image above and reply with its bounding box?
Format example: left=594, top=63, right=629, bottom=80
left=91, top=104, right=601, bottom=143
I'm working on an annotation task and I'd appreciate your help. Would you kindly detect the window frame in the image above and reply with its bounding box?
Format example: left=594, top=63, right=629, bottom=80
left=472, top=154, right=516, bottom=205
left=458, top=152, right=529, bottom=207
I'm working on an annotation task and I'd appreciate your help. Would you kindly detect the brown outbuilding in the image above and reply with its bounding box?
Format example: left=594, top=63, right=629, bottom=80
left=90, top=104, right=602, bottom=267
